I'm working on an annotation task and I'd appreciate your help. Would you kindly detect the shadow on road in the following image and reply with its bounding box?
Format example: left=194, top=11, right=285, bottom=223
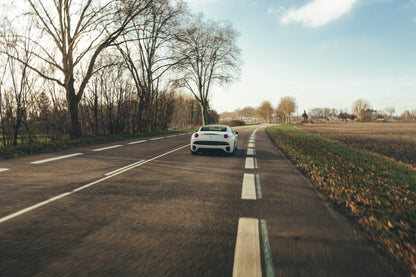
left=191, top=149, right=242, bottom=157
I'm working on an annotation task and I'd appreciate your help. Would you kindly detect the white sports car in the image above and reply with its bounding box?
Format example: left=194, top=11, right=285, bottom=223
left=190, top=125, right=238, bottom=155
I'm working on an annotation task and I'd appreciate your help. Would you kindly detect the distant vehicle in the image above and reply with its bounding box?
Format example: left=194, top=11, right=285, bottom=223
left=190, top=125, right=238, bottom=155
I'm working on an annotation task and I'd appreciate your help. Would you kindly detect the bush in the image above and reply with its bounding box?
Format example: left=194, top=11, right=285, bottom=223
left=229, top=120, right=245, bottom=127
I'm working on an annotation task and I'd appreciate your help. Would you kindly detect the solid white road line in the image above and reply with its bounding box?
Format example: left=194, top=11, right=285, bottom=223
left=255, top=174, right=263, bottom=200
left=245, top=157, right=254, bottom=169
left=247, top=148, right=255, bottom=156
left=0, top=168, right=10, bottom=172
left=233, top=218, right=262, bottom=277
left=30, top=153, right=84, bottom=165
left=92, top=145, right=123, bottom=152
left=104, top=160, right=145, bottom=176
left=128, top=140, right=147, bottom=145
left=242, top=173, right=256, bottom=200
left=260, top=220, right=276, bottom=277
left=0, top=144, right=189, bottom=224
left=139, top=144, right=189, bottom=165
left=248, top=142, right=255, bottom=148
left=0, top=192, right=71, bottom=224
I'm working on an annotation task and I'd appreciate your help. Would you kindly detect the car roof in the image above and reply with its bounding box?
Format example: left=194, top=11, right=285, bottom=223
left=199, top=125, right=230, bottom=131
left=202, top=125, right=229, bottom=128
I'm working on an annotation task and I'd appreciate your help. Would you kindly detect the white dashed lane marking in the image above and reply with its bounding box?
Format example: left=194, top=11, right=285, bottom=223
left=128, top=140, right=147, bottom=145
left=30, top=153, right=84, bottom=165
left=92, top=145, right=123, bottom=152
left=236, top=126, right=275, bottom=277
left=242, top=173, right=257, bottom=200
left=0, top=168, right=10, bottom=173
left=233, top=218, right=262, bottom=277
left=245, top=157, right=255, bottom=169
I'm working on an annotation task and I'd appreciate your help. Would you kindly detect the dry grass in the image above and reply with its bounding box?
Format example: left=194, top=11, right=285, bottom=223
left=299, top=122, right=416, bottom=168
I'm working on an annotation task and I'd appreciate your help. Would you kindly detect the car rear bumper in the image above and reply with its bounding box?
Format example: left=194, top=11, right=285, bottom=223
left=190, top=142, right=233, bottom=153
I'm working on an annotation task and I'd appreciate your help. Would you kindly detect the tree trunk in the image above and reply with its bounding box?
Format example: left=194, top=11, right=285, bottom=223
left=200, top=102, right=208, bottom=125
left=12, top=106, right=23, bottom=146
left=67, top=95, right=82, bottom=139
left=65, top=71, right=82, bottom=139
left=0, top=87, right=7, bottom=146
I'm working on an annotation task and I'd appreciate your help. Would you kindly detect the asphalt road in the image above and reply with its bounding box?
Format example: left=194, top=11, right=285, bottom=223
left=0, top=125, right=399, bottom=276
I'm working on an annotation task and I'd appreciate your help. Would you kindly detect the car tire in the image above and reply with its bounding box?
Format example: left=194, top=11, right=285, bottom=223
left=228, top=148, right=236, bottom=156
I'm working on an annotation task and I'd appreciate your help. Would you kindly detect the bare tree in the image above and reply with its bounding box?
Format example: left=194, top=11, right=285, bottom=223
left=4, top=0, right=153, bottom=139
left=385, top=106, right=395, bottom=122
left=239, top=106, right=256, bottom=119
left=174, top=14, right=241, bottom=125
left=0, top=30, right=36, bottom=145
left=401, top=110, right=416, bottom=122
left=277, top=96, right=296, bottom=124
left=118, top=0, right=185, bottom=132
left=0, top=47, right=7, bottom=146
left=352, top=99, right=371, bottom=121
left=256, top=101, right=274, bottom=123
left=169, top=93, right=201, bottom=129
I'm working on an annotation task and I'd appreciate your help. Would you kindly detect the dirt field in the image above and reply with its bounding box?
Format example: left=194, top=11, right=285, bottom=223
left=299, top=122, right=416, bottom=168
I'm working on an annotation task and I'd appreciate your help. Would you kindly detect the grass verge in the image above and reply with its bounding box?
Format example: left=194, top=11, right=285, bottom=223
left=0, top=130, right=191, bottom=160
left=267, top=125, right=416, bottom=276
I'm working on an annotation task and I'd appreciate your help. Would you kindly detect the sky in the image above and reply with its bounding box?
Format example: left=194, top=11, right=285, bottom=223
left=185, top=0, right=416, bottom=115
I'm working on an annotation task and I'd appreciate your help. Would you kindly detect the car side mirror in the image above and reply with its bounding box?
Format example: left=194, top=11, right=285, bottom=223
left=235, top=132, right=239, bottom=135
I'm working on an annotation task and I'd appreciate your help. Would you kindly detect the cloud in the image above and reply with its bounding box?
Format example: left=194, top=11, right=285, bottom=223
left=281, top=0, right=358, bottom=28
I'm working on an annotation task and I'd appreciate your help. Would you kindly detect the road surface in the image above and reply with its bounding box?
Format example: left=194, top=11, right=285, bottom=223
left=0, top=125, right=398, bottom=276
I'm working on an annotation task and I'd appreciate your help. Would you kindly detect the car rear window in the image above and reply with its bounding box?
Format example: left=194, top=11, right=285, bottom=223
left=200, top=126, right=227, bottom=132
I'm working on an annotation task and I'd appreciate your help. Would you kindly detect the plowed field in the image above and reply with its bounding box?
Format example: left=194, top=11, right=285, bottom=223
left=299, top=123, right=416, bottom=168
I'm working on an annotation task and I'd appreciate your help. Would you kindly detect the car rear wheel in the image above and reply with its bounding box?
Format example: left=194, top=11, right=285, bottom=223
left=228, top=148, right=236, bottom=156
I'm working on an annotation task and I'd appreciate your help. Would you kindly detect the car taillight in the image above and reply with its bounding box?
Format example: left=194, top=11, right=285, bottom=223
left=224, top=134, right=228, bottom=139
left=194, top=133, right=199, bottom=138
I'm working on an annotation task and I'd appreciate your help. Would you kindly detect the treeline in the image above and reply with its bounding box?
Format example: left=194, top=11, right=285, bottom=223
left=0, top=0, right=239, bottom=146
left=220, top=97, right=297, bottom=124
left=220, top=97, right=416, bottom=124
left=307, top=107, right=416, bottom=122
left=0, top=69, right=204, bottom=146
